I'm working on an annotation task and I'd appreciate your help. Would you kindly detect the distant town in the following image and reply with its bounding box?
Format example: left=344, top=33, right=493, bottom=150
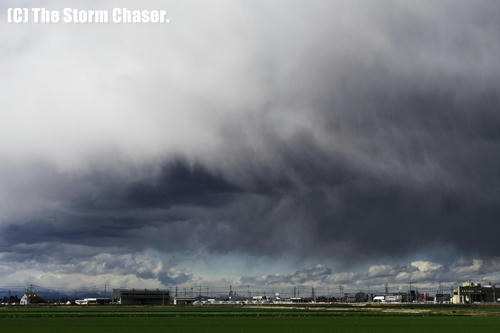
left=1, top=281, right=499, bottom=307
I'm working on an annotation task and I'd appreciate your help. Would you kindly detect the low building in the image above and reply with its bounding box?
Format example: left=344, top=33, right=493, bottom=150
left=452, top=282, right=500, bottom=304
left=372, top=294, right=402, bottom=303
left=113, top=289, right=170, bottom=305
left=75, top=298, right=111, bottom=305
left=173, top=297, right=196, bottom=305
left=434, top=293, right=451, bottom=304
left=385, top=295, right=402, bottom=303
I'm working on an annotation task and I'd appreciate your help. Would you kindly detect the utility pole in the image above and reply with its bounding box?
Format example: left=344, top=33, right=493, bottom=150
left=409, top=279, right=412, bottom=303
left=408, top=267, right=413, bottom=303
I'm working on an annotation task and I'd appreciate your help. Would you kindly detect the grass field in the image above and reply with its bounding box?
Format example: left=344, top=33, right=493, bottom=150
left=1, top=305, right=500, bottom=332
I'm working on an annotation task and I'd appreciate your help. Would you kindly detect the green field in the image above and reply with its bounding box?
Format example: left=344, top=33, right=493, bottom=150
left=1, top=305, right=500, bottom=332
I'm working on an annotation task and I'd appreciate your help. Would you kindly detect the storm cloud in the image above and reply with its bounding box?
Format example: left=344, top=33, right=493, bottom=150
left=1, top=0, right=500, bottom=290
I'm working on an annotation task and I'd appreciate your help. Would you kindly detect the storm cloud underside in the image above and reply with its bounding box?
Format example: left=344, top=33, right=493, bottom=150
left=1, top=0, right=500, bottom=290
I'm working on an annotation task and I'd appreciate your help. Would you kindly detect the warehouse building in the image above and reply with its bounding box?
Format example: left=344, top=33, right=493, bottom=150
left=452, top=282, right=500, bottom=304
left=113, top=289, right=170, bottom=305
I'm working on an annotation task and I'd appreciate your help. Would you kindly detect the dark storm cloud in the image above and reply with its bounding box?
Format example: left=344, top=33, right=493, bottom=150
left=1, top=0, right=500, bottom=280
left=0, top=160, right=241, bottom=253
left=3, top=113, right=500, bottom=262
left=71, top=159, right=241, bottom=211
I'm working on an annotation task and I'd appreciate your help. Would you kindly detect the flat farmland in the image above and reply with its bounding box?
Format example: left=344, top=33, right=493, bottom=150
left=1, top=304, right=500, bottom=333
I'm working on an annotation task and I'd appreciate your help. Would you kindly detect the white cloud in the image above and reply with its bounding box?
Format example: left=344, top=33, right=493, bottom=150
left=1, top=271, right=164, bottom=291
left=411, top=261, right=442, bottom=272
left=326, top=272, right=357, bottom=283
left=368, top=265, right=394, bottom=277
left=396, top=271, right=410, bottom=281
left=455, top=259, right=483, bottom=275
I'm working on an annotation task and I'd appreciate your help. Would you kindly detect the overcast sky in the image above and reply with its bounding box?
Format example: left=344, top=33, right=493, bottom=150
left=1, top=0, right=500, bottom=294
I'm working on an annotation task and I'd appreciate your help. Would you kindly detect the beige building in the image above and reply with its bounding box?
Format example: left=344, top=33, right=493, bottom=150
left=452, top=281, right=500, bottom=304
